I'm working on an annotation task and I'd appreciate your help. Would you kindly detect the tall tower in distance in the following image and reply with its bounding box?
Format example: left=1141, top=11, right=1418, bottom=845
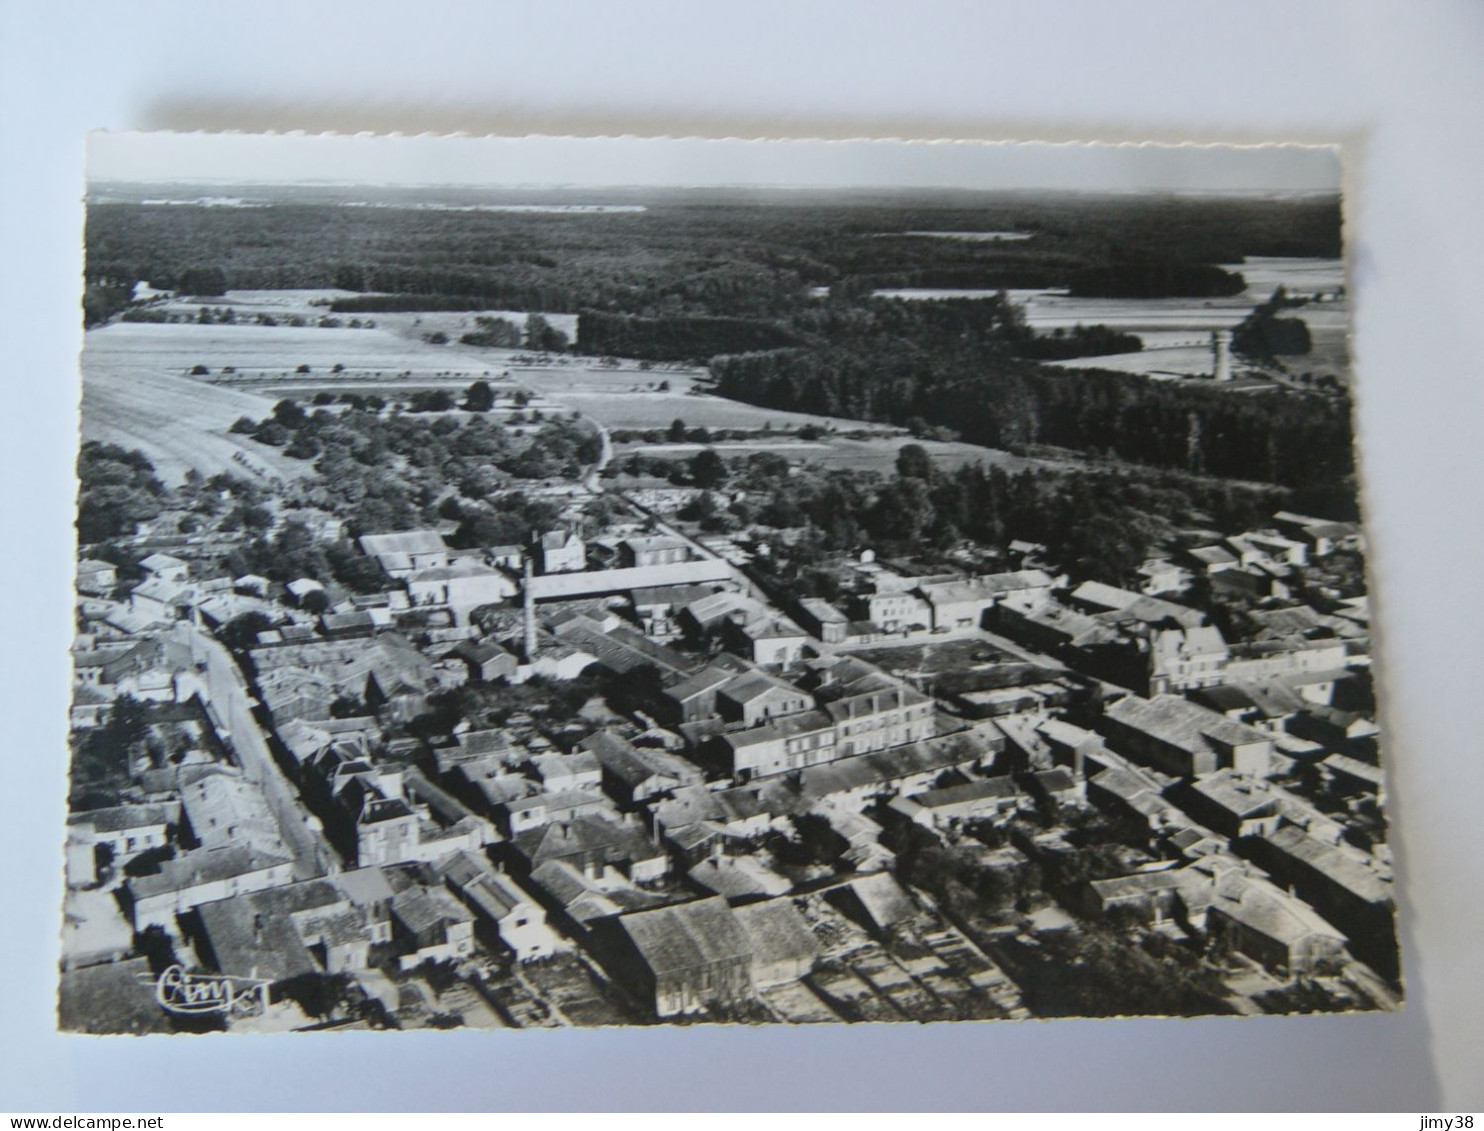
left=1212, top=329, right=1234, bottom=382
left=522, top=557, right=538, bottom=663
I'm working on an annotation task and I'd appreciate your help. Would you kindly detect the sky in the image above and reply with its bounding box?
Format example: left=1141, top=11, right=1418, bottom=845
left=87, top=132, right=1342, bottom=194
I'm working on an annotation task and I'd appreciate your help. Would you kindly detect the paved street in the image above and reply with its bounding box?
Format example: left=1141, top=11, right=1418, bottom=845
left=179, top=624, right=340, bottom=880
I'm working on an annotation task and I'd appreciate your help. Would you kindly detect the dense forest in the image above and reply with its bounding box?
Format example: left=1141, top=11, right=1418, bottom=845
left=575, top=311, right=801, bottom=360
left=710, top=331, right=1353, bottom=489
left=86, top=188, right=1341, bottom=319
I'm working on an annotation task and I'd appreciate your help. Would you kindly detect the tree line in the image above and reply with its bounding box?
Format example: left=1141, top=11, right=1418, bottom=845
left=86, top=192, right=1340, bottom=325
left=710, top=325, right=1354, bottom=490
left=715, top=443, right=1288, bottom=593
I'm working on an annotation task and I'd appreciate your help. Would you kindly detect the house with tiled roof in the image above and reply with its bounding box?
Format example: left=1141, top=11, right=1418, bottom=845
left=124, top=844, right=296, bottom=930
left=1205, top=874, right=1348, bottom=976
left=358, top=530, right=449, bottom=578
left=580, top=730, right=703, bottom=806
left=436, top=850, right=560, bottom=962
left=194, top=878, right=369, bottom=999
left=511, top=813, right=668, bottom=886
left=389, top=883, right=476, bottom=970
left=607, top=895, right=816, bottom=1017
left=1148, top=625, right=1229, bottom=694
left=1102, top=694, right=1273, bottom=779
left=76, top=558, right=119, bottom=596
left=534, top=527, right=585, bottom=574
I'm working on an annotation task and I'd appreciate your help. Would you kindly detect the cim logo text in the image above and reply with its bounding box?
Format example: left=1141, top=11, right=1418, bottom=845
left=152, top=964, right=270, bottom=1015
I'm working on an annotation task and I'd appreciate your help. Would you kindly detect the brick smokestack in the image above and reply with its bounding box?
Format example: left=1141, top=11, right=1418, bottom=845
left=523, top=557, right=537, bottom=663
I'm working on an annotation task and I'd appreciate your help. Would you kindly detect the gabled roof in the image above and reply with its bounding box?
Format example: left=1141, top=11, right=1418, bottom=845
left=1263, top=824, right=1392, bottom=904
left=1104, top=595, right=1207, bottom=629
left=619, top=896, right=751, bottom=975
left=1071, top=580, right=1143, bottom=612
left=798, top=597, right=849, bottom=624
left=514, top=814, right=662, bottom=868
left=1189, top=545, right=1239, bottom=565
left=194, top=879, right=346, bottom=984
left=333, top=865, right=395, bottom=908
left=733, top=898, right=820, bottom=966
left=392, top=884, right=474, bottom=935
left=621, top=535, right=689, bottom=553
left=688, top=856, right=792, bottom=901
left=665, top=661, right=747, bottom=703
left=139, top=552, right=188, bottom=572
left=1106, top=694, right=1270, bottom=756
left=631, top=584, right=715, bottom=609
left=911, top=776, right=1023, bottom=810
left=1208, top=875, right=1347, bottom=946
left=129, top=845, right=293, bottom=900
left=409, top=559, right=503, bottom=583
left=1187, top=768, right=1281, bottom=819
left=1150, top=625, right=1229, bottom=662
left=530, top=751, right=601, bottom=783
left=718, top=671, right=804, bottom=705
left=131, top=577, right=189, bottom=604
left=838, top=872, right=918, bottom=932
left=684, top=590, right=758, bottom=625
left=358, top=530, right=448, bottom=557
left=58, top=958, right=173, bottom=1035
left=68, top=803, right=175, bottom=835
left=722, top=708, right=834, bottom=750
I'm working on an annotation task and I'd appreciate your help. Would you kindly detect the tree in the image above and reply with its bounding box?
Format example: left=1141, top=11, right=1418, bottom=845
left=219, top=611, right=274, bottom=651
left=300, top=588, right=331, bottom=614
left=689, top=447, right=728, bottom=490
left=284, top=433, right=321, bottom=460
left=525, top=313, right=568, bottom=352
left=896, top=443, right=933, bottom=481
left=461, top=315, right=521, bottom=348
left=252, top=420, right=291, bottom=447
left=668, top=418, right=687, bottom=442
left=407, top=390, right=455, bottom=413
left=463, top=380, right=496, bottom=412
left=179, top=266, right=227, bottom=296
left=106, top=693, right=150, bottom=748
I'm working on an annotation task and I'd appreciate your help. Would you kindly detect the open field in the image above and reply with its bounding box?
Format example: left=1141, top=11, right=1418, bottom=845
left=510, top=362, right=710, bottom=395
left=89, top=320, right=510, bottom=382
left=1047, top=345, right=1222, bottom=378
left=81, top=327, right=314, bottom=485
left=517, top=363, right=881, bottom=432
left=375, top=308, right=580, bottom=342
left=618, top=434, right=1035, bottom=476
left=538, top=389, right=868, bottom=432
left=156, top=289, right=580, bottom=351
left=1217, top=256, right=1345, bottom=298
left=899, top=230, right=1035, bottom=242
left=85, top=317, right=1051, bottom=485
left=157, top=288, right=363, bottom=319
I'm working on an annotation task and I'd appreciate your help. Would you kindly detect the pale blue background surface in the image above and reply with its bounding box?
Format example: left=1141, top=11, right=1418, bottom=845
left=1, top=0, right=1480, bottom=1111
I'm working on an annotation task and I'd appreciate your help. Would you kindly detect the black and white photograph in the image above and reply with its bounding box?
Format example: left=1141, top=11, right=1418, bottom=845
left=60, top=132, right=1399, bottom=1035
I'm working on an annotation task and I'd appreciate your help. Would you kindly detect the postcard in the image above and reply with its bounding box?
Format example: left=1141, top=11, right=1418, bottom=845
left=61, top=133, right=1396, bottom=1033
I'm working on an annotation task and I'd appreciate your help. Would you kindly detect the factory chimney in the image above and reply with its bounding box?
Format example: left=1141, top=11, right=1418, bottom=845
left=522, top=558, right=538, bottom=663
